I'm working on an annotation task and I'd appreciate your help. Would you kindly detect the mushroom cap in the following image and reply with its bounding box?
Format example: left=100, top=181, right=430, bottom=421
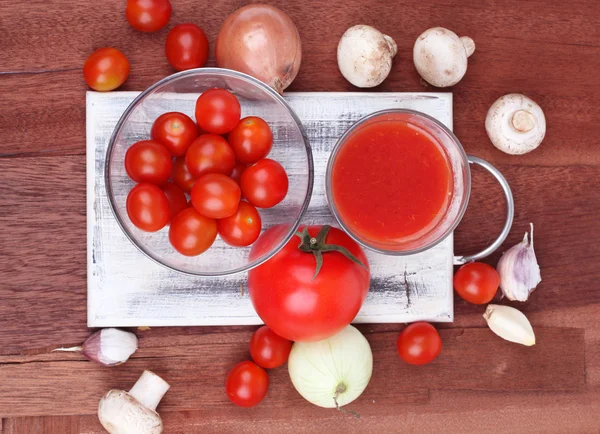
left=413, top=27, right=470, bottom=87
left=98, top=390, right=163, bottom=434
left=337, top=24, right=397, bottom=88
left=485, top=94, right=546, bottom=155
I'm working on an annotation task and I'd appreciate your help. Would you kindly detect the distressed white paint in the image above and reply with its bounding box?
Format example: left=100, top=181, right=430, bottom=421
left=87, top=91, right=454, bottom=327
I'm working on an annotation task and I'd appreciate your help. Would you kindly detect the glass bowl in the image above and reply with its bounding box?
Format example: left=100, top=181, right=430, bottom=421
left=105, top=68, right=314, bottom=277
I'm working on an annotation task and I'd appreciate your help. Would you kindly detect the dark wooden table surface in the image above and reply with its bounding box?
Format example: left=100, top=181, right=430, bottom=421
left=1, top=0, right=599, bottom=432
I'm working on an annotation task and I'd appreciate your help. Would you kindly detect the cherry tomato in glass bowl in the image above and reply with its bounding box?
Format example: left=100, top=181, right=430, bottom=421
left=249, top=326, right=292, bottom=369
left=168, top=207, right=217, bottom=256
left=124, top=140, right=172, bottom=185
left=228, top=116, right=273, bottom=164
left=185, top=134, right=236, bottom=178
left=125, top=0, right=171, bottom=32
left=83, top=48, right=130, bottom=92
left=126, top=183, right=170, bottom=232
left=195, top=88, right=241, bottom=135
left=151, top=112, right=198, bottom=156
left=241, top=159, right=288, bottom=208
left=397, top=322, right=442, bottom=365
left=162, top=181, right=188, bottom=219
left=453, top=262, right=500, bottom=304
left=191, top=174, right=241, bottom=219
left=171, top=156, right=196, bottom=193
left=165, top=23, right=209, bottom=71
left=229, top=161, right=247, bottom=185
left=226, top=361, right=269, bottom=408
left=217, top=201, right=261, bottom=247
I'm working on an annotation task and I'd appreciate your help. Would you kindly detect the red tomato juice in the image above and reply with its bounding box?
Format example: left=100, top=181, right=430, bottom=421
left=331, top=119, right=452, bottom=244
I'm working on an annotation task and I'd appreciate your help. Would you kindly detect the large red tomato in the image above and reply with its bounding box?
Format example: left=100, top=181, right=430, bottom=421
left=248, top=225, right=370, bottom=342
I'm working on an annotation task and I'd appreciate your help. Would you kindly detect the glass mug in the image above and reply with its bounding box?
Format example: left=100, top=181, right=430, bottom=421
left=325, top=109, right=514, bottom=264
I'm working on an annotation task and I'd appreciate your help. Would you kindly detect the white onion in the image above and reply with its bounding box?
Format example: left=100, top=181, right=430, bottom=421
left=288, top=325, right=372, bottom=409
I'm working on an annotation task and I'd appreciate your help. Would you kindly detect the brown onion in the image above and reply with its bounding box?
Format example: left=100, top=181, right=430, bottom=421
left=216, top=4, right=302, bottom=94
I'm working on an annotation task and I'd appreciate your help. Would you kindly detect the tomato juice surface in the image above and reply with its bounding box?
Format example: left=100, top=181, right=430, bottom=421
left=331, top=119, right=452, bottom=245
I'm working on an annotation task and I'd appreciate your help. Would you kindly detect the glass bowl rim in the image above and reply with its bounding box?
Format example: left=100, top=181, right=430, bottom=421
left=104, top=68, right=314, bottom=277
left=325, top=108, right=471, bottom=256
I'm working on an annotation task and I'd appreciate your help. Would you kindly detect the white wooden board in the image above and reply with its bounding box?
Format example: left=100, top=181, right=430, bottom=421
left=87, top=91, right=454, bottom=327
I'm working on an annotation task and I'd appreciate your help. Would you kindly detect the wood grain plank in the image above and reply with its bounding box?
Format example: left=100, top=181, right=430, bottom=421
left=3, top=416, right=79, bottom=434
left=0, top=1, right=599, bottom=165
left=1, top=155, right=598, bottom=354
left=0, top=327, right=583, bottom=417
left=8, top=386, right=600, bottom=434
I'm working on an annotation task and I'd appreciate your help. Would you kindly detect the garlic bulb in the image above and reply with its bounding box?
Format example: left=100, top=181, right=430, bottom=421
left=483, top=304, right=535, bottom=346
left=497, top=223, right=541, bottom=301
left=53, top=328, right=138, bottom=366
left=288, top=325, right=372, bottom=409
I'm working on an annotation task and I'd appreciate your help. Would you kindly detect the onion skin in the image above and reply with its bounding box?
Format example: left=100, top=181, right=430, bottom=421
left=216, top=4, right=302, bottom=94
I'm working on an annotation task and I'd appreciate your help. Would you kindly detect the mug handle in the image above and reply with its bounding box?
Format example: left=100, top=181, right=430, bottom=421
left=453, top=156, right=514, bottom=265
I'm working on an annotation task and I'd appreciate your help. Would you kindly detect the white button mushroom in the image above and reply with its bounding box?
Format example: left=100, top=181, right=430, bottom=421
left=337, top=25, right=398, bottom=88
left=413, top=27, right=475, bottom=87
left=485, top=94, right=546, bottom=155
left=98, top=370, right=170, bottom=434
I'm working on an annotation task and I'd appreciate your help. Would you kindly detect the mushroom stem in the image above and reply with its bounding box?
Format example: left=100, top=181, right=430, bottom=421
left=460, top=36, right=475, bottom=57
left=128, top=370, right=170, bottom=412
left=511, top=109, right=536, bottom=133
left=383, top=35, right=398, bottom=56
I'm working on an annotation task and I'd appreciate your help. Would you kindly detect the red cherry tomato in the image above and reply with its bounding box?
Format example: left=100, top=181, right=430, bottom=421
left=225, top=361, right=269, bottom=408
left=162, top=181, right=188, bottom=219
left=217, top=201, right=261, bottom=247
left=185, top=134, right=236, bottom=178
left=195, top=88, right=241, bottom=135
left=241, top=159, right=288, bottom=208
left=125, top=0, right=171, bottom=32
left=165, top=23, right=209, bottom=71
left=171, top=156, right=196, bottom=193
left=191, top=174, right=241, bottom=219
left=125, top=140, right=172, bottom=185
left=126, top=183, right=170, bottom=232
left=229, top=161, right=247, bottom=185
left=397, top=322, right=442, bottom=365
left=168, top=207, right=217, bottom=256
left=83, top=48, right=130, bottom=92
left=151, top=112, right=198, bottom=156
left=249, top=326, right=292, bottom=369
left=249, top=225, right=370, bottom=342
left=453, top=262, right=500, bottom=304
left=228, top=116, right=273, bottom=164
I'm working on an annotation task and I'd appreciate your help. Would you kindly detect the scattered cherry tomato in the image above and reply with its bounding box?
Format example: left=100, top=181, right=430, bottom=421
left=126, top=183, right=170, bottom=232
left=249, top=326, right=292, bottom=369
left=453, top=262, right=500, bottom=304
left=165, top=23, right=209, bottom=71
left=225, top=361, right=269, bottom=408
left=162, top=181, right=188, bottom=219
left=83, top=48, right=130, bottom=92
left=125, top=0, right=171, bottom=32
left=227, top=116, right=273, bottom=164
left=229, top=161, right=247, bottom=185
left=397, top=322, right=442, bottom=365
left=185, top=134, right=236, bottom=178
left=241, top=159, right=288, bottom=208
left=217, top=201, right=261, bottom=247
left=171, top=156, right=196, bottom=193
left=151, top=112, right=198, bottom=156
left=249, top=225, right=370, bottom=342
left=191, top=174, right=241, bottom=219
left=124, top=140, right=172, bottom=185
left=168, top=207, right=217, bottom=256
left=195, top=88, right=241, bottom=135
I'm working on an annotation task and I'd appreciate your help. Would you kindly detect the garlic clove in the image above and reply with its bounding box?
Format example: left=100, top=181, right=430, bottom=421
left=54, top=328, right=138, bottom=366
left=497, top=223, right=541, bottom=302
left=483, top=304, right=535, bottom=346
